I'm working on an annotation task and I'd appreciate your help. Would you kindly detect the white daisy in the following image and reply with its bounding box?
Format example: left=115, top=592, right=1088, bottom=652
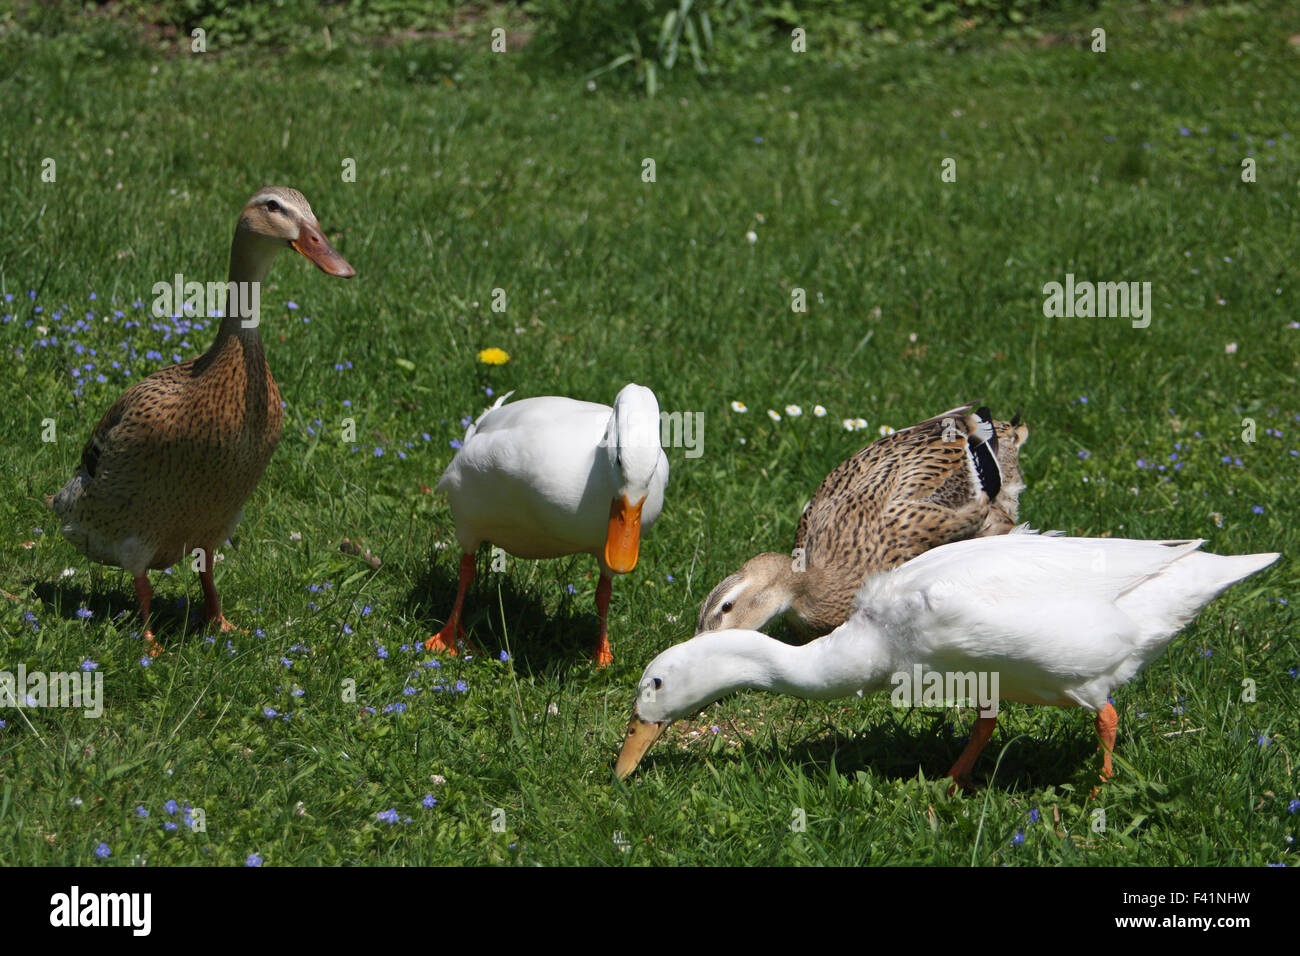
left=813, top=405, right=827, bottom=417
left=730, top=401, right=748, bottom=413
left=785, top=404, right=802, bottom=417
left=767, top=409, right=781, bottom=422
left=878, top=424, right=896, bottom=436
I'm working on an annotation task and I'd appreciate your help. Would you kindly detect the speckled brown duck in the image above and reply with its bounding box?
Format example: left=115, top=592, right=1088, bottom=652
left=49, top=187, right=354, bottom=651
left=696, top=403, right=1029, bottom=637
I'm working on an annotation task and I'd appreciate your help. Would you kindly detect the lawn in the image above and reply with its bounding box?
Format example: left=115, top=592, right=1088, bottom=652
left=0, top=1, right=1296, bottom=866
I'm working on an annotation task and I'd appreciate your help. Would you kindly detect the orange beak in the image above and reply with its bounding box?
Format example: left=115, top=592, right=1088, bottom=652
left=291, top=221, right=355, bottom=277
left=614, top=711, right=667, bottom=780
left=604, top=494, right=645, bottom=573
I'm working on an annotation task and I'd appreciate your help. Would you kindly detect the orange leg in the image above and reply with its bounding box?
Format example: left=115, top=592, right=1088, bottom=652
left=134, top=574, right=163, bottom=658
left=591, top=573, right=614, bottom=668
left=199, top=566, right=236, bottom=633
left=1092, top=702, right=1119, bottom=797
left=426, top=552, right=476, bottom=654
left=945, top=715, right=998, bottom=793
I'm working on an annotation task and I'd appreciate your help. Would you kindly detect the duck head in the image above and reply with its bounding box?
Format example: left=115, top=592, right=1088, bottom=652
left=614, top=631, right=769, bottom=779
left=602, top=383, right=664, bottom=574
left=696, top=552, right=798, bottom=633
left=232, top=186, right=355, bottom=283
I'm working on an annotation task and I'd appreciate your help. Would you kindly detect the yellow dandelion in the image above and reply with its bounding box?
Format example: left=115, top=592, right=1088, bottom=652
left=477, top=347, right=510, bottom=365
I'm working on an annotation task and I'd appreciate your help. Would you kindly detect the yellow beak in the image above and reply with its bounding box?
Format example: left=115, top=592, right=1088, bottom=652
left=604, top=494, right=645, bottom=573
left=614, top=711, right=667, bottom=780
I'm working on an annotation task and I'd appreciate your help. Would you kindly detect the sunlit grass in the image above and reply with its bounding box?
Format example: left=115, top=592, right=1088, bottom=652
left=0, top=1, right=1296, bottom=865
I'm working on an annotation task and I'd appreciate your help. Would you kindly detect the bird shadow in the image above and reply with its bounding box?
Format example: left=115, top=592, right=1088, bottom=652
left=29, top=576, right=202, bottom=641
left=653, top=708, right=1102, bottom=793
left=406, top=552, right=609, bottom=673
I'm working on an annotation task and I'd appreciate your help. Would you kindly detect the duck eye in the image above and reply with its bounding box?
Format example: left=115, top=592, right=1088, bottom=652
left=651, top=678, right=663, bottom=690
left=266, top=199, right=281, bottom=213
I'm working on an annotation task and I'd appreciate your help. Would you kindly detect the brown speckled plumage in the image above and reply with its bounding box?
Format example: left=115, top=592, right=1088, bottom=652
left=54, top=336, right=283, bottom=575
left=697, top=403, right=1029, bottom=637
left=49, top=186, right=353, bottom=639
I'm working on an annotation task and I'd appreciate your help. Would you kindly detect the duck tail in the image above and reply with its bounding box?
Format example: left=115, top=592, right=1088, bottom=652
left=1124, top=547, right=1280, bottom=647
left=1199, top=550, right=1282, bottom=592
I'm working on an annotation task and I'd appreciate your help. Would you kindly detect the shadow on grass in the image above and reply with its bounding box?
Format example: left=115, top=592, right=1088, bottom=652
left=30, top=575, right=203, bottom=645
left=777, top=716, right=1101, bottom=792
left=644, top=710, right=1103, bottom=793
left=407, top=550, right=612, bottom=674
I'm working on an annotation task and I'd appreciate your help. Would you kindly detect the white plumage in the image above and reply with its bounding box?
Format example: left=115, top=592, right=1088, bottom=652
left=429, top=383, right=670, bottom=666
left=615, top=530, right=1279, bottom=784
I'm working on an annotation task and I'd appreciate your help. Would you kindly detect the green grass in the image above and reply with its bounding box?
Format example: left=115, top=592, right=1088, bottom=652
left=0, top=1, right=1297, bottom=865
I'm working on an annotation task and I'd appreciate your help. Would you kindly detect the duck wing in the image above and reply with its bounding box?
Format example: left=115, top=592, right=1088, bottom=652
left=795, top=404, right=1012, bottom=573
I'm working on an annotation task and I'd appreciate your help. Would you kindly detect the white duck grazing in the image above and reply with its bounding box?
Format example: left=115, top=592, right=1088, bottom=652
left=429, top=383, right=669, bottom=666
left=616, top=531, right=1278, bottom=784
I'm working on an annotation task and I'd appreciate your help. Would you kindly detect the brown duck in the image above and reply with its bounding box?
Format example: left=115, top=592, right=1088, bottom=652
left=49, top=187, right=354, bottom=651
left=696, top=403, right=1028, bottom=637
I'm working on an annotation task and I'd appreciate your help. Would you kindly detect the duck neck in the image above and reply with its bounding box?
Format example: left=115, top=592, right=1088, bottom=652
left=771, top=623, right=896, bottom=699
left=702, top=624, right=896, bottom=704
left=739, top=552, right=808, bottom=626
left=787, top=562, right=828, bottom=622
left=207, top=228, right=282, bottom=353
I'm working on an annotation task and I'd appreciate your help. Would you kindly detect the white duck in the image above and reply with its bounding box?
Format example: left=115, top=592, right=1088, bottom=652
left=429, top=383, right=669, bottom=666
left=615, top=530, right=1278, bottom=784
